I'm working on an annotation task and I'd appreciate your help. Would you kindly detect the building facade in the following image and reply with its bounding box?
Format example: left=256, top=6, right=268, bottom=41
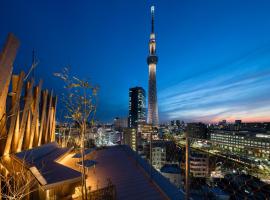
left=152, top=144, right=166, bottom=170
left=114, top=117, right=128, bottom=130
left=138, top=124, right=159, bottom=141
left=189, top=152, right=209, bottom=177
left=147, top=6, right=159, bottom=126
left=210, top=130, right=270, bottom=158
left=122, top=128, right=137, bottom=151
left=128, top=87, right=146, bottom=128
left=95, top=127, right=120, bottom=146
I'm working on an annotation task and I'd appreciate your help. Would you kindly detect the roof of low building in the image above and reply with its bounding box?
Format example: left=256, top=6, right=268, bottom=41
left=160, top=164, right=181, bottom=174
left=13, top=142, right=81, bottom=189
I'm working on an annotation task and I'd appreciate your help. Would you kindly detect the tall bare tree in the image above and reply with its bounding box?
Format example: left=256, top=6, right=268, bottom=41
left=54, top=67, right=98, bottom=200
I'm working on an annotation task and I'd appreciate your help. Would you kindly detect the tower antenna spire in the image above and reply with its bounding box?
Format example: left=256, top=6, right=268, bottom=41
left=151, top=5, right=155, bottom=33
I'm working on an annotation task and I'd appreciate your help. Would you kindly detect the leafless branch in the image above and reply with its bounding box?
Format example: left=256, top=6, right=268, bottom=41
left=54, top=67, right=98, bottom=200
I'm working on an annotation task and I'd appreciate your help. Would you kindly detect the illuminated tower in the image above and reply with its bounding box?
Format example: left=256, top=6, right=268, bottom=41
left=147, top=5, right=159, bottom=126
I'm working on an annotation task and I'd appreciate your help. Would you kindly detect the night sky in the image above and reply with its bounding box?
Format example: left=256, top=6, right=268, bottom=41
left=1, top=0, right=270, bottom=123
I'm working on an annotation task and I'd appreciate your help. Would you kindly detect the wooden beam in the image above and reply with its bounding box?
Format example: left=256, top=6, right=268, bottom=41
left=16, top=80, right=34, bottom=152
left=3, top=72, right=24, bottom=155
left=0, top=33, right=20, bottom=155
left=28, top=80, right=42, bottom=149
left=38, top=90, right=48, bottom=146
left=50, top=96, right=57, bottom=142
left=44, top=91, right=53, bottom=143
left=23, top=112, right=32, bottom=150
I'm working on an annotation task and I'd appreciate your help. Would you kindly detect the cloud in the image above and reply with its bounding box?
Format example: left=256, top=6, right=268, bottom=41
left=159, top=47, right=270, bottom=122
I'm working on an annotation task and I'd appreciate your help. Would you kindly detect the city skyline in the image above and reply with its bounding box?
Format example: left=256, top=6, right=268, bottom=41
left=1, top=0, right=270, bottom=123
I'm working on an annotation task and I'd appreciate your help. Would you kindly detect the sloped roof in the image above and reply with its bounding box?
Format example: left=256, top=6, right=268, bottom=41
left=14, top=142, right=81, bottom=189
left=72, top=145, right=185, bottom=200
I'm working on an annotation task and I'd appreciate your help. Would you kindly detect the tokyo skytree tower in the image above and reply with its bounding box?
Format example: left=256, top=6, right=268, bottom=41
left=147, top=5, right=159, bottom=126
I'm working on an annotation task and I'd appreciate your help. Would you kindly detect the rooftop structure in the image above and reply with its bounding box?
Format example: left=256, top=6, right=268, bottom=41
left=0, top=142, right=82, bottom=199
left=59, top=145, right=185, bottom=200
left=13, top=142, right=81, bottom=189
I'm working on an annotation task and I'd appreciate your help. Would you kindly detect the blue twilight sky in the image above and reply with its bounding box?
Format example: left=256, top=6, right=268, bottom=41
left=1, top=0, right=270, bottom=123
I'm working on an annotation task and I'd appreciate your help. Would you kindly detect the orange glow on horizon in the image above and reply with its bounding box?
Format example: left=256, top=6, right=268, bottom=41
left=210, top=116, right=270, bottom=123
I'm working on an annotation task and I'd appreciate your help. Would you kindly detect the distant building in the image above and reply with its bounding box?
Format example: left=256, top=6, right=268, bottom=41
left=170, top=120, right=182, bottom=127
left=239, top=122, right=270, bottom=132
left=186, top=122, right=208, bottom=139
left=235, top=120, right=242, bottom=130
left=122, top=128, right=137, bottom=151
left=218, top=120, right=227, bottom=129
left=95, top=128, right=120, bottom=146
left=114, top=117, right=128, bottom=130
left=189, top=151, right=209, bottom=177
left=152, top=143, right=166, bottom=170
left=138, top=124, right=158, bottom=141
left=128, top=87, right=146, bottom=128
left=176, top=120, right=181, bottom=127
left=160, top=164, right=181, bottom=188
left=210, top=130, right=270, bottom=158
left=143, top=140, right=179, bottom=171
left=171, top=120, right=176, bottom=126
left=235, top=120, right=242, bottom=124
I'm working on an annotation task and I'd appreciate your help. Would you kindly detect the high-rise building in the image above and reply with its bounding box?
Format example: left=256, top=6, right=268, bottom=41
left=176, top=120, right=181, bottom=127
left=171, top=120, right=176, bottom=126
left=147, top=5, right=159, bottom=126
left=128, top=87, right=146, bottom=128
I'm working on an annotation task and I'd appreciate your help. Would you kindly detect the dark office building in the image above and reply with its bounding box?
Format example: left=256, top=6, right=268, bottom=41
left=186, top=122, right=208, bottom=139
left=171, top=120, right=176, bottom=126
left=176, top=120, right=181, bottom=127
left=128, top=87, right=146, bottom=128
